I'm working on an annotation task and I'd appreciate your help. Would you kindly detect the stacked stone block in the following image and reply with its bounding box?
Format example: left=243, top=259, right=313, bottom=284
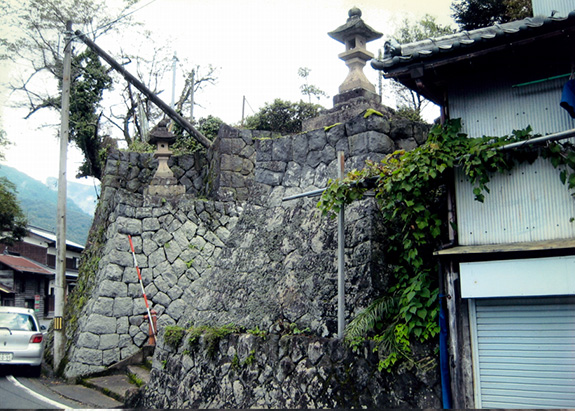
left=137, top=328, right=440, bottom=409
left=63, top=109, right=437, bottom=407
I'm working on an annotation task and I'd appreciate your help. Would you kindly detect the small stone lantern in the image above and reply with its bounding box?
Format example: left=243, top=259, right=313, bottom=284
left=145, top=119, right=185, bottom=196
left=328, top=7, right=382, bottom=105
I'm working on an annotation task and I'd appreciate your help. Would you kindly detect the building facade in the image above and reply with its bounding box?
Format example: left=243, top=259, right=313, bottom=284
left=374, top=3, right=575, bottom=408
left=0, top=226, right=83, bottom=319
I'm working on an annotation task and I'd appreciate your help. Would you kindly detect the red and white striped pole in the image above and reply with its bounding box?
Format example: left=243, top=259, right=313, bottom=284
left=128, top=235, right=156, bottom=341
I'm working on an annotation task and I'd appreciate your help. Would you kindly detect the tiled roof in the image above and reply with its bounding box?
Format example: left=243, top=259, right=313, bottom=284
left=372, top=11, right=575, bottom=71
left=28, top=226, right=85, bottom=250
left=0, top=255, right=52, bottom=275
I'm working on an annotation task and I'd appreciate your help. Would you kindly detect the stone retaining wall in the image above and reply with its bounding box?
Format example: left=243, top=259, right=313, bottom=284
left=63, top=109, right=438, bottom=407
left=135, top=328, right=440, bottom=409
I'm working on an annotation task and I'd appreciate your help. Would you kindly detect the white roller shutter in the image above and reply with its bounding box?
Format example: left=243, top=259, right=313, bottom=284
left=470, top=297, right=575, bottom=409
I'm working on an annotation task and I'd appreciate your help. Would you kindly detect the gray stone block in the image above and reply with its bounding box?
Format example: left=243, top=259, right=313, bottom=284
left=143, top=217, right=161, bottom=232
left=99, top=280, right=127, bottom=298
left=92, top=297, right=114, bottom=315
left=75, top=347, right=103, bottom=366
left=367, top=131, right=395, bottom=154
left=102, top=348, right=120, bottom=366
left=349, top=132, right=369, bottom=155
left=272, top=138, right=292, bottom=162
left=116, top=216, right=142, bottom=235
left=113, top=297, right=134, bottom=317
left=77, top=332, right=100, bottom=349
left=99, top=333, right=120, bottom=350
left=307, top=129, right=327, bottom=151
left=84, top=314, right=117, bottom=335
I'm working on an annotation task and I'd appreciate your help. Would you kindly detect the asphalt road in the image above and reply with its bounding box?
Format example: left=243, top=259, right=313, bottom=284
left=0, top=367, right=75, bottom=409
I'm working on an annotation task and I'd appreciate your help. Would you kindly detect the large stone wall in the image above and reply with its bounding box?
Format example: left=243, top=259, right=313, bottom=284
left=63, top=109, right=438, bottom=407
left=135, top=328, right=440, bottom=409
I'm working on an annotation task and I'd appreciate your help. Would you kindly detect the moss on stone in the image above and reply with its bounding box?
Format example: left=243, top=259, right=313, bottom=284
left=363, top=109, right=384, bottom=118
left=324, top=123, right=342, bottom=131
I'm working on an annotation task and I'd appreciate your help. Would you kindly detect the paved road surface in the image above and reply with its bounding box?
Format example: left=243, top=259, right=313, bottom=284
left=0, top=367, right=75, bottom=409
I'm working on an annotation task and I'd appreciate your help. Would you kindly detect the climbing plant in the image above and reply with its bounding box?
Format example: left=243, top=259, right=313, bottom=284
left=317, top=118, right=574, bottom=371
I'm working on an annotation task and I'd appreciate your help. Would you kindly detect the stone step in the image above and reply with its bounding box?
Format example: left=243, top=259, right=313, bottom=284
left=84, top=374, right=139, bottom=403
left=127, top=364, right=151, bottom=385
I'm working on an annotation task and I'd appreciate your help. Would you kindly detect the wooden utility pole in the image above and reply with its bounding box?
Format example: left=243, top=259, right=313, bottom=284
left=54, top=20, right=72, bottom=371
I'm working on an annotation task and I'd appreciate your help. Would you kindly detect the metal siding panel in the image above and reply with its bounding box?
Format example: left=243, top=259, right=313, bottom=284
left=449, top=74, right=575, bottom=137
left=455, top=158, right=575, bottom=245
left=471, top=297, right=575, bottom=409
left=533, top=0, right=575, bottom=16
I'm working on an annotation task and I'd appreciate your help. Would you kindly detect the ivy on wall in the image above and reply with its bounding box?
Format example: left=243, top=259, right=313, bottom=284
left=317, top=118, right=575, bottom=371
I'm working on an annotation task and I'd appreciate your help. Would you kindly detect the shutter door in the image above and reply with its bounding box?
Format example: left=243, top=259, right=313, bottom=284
left=471, top=297, right=575, bottom=409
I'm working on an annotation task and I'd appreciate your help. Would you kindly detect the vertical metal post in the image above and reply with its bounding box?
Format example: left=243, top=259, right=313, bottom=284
left=241, top=95, right=246, bottom=127
left=170, top=52, right=177, bottom=109
left=54, top=20, right=72, bottom=371
left=337, top=151, right=345, bottom=339
left=190, top=68, right=195, bottom=123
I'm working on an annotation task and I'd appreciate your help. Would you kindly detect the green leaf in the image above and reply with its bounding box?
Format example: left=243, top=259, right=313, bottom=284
left=417, top=308, right=428, bottom=319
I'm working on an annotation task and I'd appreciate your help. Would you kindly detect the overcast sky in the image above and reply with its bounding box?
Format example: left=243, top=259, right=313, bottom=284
left=0, top=0, right=455, bottom=185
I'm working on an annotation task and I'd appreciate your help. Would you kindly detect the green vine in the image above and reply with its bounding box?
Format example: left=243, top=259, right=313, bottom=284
left=317, top=118, right=574, bottom=371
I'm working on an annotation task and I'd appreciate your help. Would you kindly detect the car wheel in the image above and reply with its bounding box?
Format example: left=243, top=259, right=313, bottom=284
left=27, top=365, right=41, bottom=378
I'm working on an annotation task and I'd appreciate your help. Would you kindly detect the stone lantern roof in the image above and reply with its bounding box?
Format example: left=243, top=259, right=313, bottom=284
left=328, top=7, right=383, bottom=45
left=149, top=118, right=177, bottom=145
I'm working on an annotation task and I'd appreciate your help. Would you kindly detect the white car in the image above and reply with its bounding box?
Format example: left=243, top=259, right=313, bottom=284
left=0, top=307, right=45, bottom=377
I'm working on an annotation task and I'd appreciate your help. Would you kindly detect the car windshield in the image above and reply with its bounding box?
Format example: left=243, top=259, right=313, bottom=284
left=0, top=313, right=37, bottom=331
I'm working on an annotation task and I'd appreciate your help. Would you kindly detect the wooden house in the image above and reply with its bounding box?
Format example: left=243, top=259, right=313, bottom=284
left=0, top=226, right=83, bottom=320
left=373, top=1, right=575, bottom=408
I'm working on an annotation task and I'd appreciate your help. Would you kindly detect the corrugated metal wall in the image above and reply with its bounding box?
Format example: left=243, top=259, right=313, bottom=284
left=533, top=0, right=575, bottom=17
left=449, top=73, right=575, bottom=138
left=455, top=158, right=575, bottom=245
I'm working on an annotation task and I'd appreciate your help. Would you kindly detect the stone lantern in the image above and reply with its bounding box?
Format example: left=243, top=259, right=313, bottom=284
left=145, top=119, right=185, bottom=196
left=328, top=7, right=383, bottom=105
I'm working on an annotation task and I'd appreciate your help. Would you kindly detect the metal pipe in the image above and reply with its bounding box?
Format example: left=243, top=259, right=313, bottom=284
left=498, top=128, right=575, bottom=151
left=282, top=188, right=326, bottom=202
left=74, top=30, right=212, bottom=149
left=337, top=151, right=345, bottom=339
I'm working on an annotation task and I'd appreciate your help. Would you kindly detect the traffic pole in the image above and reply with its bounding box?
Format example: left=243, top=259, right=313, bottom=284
left=128, top=235, right=156, bottom=341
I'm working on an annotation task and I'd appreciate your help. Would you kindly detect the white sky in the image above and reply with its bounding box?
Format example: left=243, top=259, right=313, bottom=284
left=0, top=0, right=455, bottom=185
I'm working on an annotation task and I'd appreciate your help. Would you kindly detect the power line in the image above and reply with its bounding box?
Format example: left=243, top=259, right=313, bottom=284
left=77, top=0, right=159, bottom=40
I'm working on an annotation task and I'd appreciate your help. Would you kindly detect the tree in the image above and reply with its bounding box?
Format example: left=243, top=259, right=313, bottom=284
left=0, top=131, right=27, bottom=245
left=451, top=0, right=533, bottom=30
left=385, top=15, right=453, bottom=120
left=244, top=99, right=322, bottom=134
left=298, top=67, right=327, bottom=103
left=0, top=0, right=140, bottom=179
left=174, top=64, right=219, bottom=124
left=69, top=48, right=113, bottom=179
left=171, top=115, right=224, bottom=154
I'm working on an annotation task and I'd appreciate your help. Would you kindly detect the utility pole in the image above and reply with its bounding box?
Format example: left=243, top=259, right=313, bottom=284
left=54, top=20, right=72, bottom=371
left=241, top=95, right=245, bottom=127
left=190, top=68, right=195, bottom=123
left=170, top=52, right=178, bottom=109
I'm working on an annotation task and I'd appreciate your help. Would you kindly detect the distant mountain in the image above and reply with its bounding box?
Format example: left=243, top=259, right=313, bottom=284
left=45, top=177, right=99, bottom=215
left=0, top=165, right=94, bottom=245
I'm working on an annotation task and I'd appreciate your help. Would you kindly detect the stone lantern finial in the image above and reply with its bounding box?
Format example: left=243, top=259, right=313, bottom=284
left=145, top=118, right=185, bottom=197
left=328, top=7, right=382, bottom=104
